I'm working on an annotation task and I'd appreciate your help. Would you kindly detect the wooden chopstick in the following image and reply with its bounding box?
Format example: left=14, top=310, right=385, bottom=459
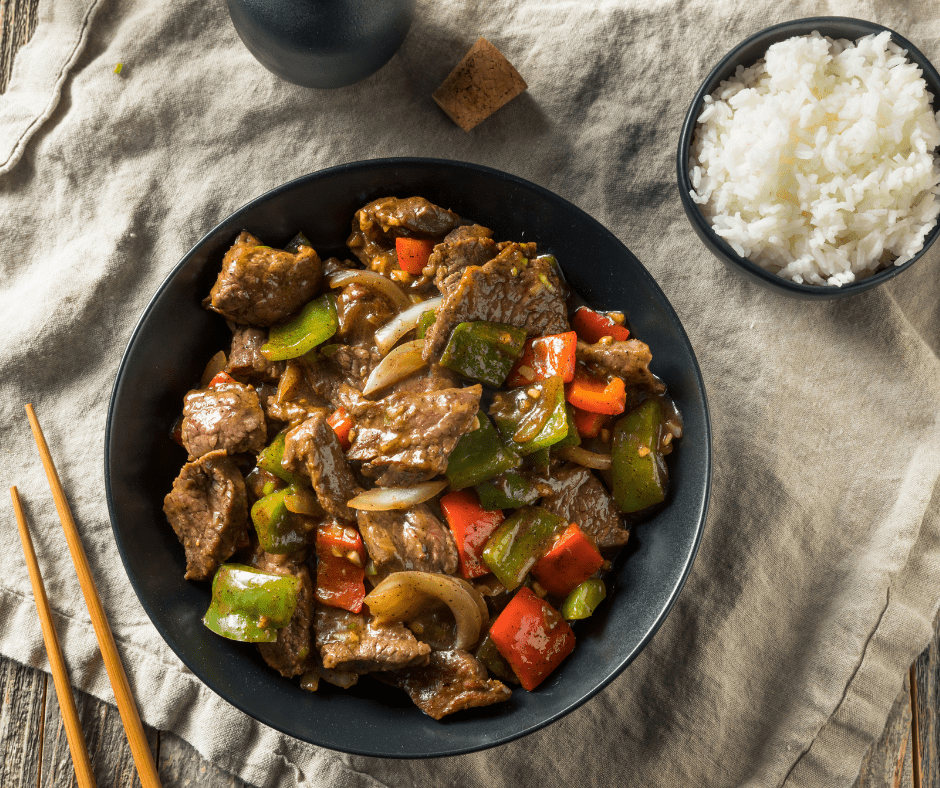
left=909, top=663, right=923, bottom=788
left=10, top=486, right=97, bottom=788
left=25, top=404, right=163, bottom=788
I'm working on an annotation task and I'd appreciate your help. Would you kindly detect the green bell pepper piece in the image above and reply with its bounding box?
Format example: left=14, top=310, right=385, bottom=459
left=611, top=398, right=667, bottom=513
left=552, top=404, right=582, bottom=451
left=284, top=231, right=312, bottom=254
left=439, top=321, right=528, bottom=386
left=250, top=485, right=309, bottom=554
left=203, top=564, right=300, bottom=643
left=257, top=431, right=307, bottom=486
left=475, top=635, right=519, bottom=684
left=482, top=505, right=567, bottom=590
left=446, top=412, right=521, bottom=490
left=561, top=578, right=607, bottom=620
left=415, top=309, right=437, bottom=339
left=261, top=293, right=338, bottom=361
left=526, top=448, right=551, bottom=469
left=475, top=470, right=540, bottom=510
left=490, top=376, right=569, bottom=456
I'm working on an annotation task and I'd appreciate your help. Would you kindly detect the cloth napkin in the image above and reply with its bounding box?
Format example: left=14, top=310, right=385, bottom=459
left=2, top=0, right=939, bottom=786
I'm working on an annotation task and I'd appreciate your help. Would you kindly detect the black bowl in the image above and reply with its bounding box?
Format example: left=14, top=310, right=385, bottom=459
left=677, top=17, right=940, bottom=300
left=105, top=158, right=712, bottom=757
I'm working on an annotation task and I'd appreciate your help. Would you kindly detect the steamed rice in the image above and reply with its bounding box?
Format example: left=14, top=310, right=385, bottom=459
left=689, top=31, right=940, bottom=286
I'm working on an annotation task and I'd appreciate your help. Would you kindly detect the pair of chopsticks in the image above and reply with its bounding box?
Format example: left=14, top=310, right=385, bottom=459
left=11, top=404, right=162, bottom=788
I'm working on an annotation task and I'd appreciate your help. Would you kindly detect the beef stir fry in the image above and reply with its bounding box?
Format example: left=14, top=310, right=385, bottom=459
left=163, top=196, right=682, bottom=719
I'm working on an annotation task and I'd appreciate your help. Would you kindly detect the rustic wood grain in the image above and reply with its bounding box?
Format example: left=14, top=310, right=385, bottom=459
left=0, top=657, right=45, bottom=787
left=0, top=0, right=40, bottom=94
left=158, top=730, right=250, bottom=788
left=913, top=617, right=939, bottom=788
left=853, top=680, right=914, bottom=788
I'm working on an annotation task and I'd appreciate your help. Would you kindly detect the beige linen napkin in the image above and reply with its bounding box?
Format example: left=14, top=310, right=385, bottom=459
left=1, top=0, right=938, bottom=786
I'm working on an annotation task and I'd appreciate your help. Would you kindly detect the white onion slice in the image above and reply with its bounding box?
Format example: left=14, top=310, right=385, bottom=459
left=374, top=296, right=443, bottom=356
left=328, top=269, right=411, bottom=312
left=199, top=350, right=227, bottom=387
left=364, top=571, right=488, bottom=651
left=362, top=339, right=426, bottom=396
left=347, top=481, right=449, bottom=511
left=558, top=446, right=613, bottom=470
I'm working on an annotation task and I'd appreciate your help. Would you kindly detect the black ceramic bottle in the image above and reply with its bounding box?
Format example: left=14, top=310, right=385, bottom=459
left=227, top=0, right=416, bottom=89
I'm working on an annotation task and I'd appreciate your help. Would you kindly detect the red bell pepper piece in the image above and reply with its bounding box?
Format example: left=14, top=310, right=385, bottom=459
left=326, top=407, right=354, bottom=451
left=506, top=331, right=577, bottom=387
left=565, top=368, right=626, bottom=415
left=531, top=523, right=604, bottom=597
left=315, top=523, right=366, bottom=613
left=572, top=306, right=630, bottom=343
left=395, top=237, right=436, bottom=275
left=572, top=406, right=608, bottom=438
left=440, top=489, right=505, bottom=579
left=209, top=371, right=236, bottom=388
left=489, top=587, right=575, bottom=691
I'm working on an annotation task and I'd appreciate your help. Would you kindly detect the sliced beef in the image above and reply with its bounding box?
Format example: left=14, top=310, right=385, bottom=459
left=282, top=412, right=361, bottom=524
left=262, top=360, right=330, bottom=426
left=347, top=197, right=460, bottom=275
left=315, top=604, right=430, bottom=673
left=204, top=231, right=322, bottom=327
left=385, top=363, right=460, bottom=397
left=423, top=245, right=569, bottom=361
left=357, top=504, right=459, bottom=575
left=226, top=326, right=283, bottom=383
left=346, top=385, right=481, bottom=486
left=250, top=551, right=314, bottom=678
left=321, top=344, right=379, bottom=391
left=576, top=339, right=666, bottom=396
left=181, top=381, right=266, bottom=459
left=335, top=283, right=395, bottom=347
left=428, top=233, right=499, bottom=291
left=445, top=224, right=493, bottom=242
left=163, top=450, right=249, bottom=580
left=535, top=464, right=629, bottom=553
left=383, top=650, right=512, bottom=720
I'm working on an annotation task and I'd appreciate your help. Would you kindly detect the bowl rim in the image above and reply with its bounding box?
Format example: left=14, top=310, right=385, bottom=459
left=105, top=156, right=712, bottom=757
left=676, top=16, right=940, bottom=298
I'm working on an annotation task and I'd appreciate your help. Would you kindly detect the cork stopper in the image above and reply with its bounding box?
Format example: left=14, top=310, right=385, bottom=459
left=432, top=38, right=528, bottom=132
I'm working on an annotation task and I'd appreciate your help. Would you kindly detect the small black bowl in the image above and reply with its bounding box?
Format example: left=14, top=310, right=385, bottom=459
left=105, top=158, right=711, bottom=757
left=677, top=17, right=940, bottom=300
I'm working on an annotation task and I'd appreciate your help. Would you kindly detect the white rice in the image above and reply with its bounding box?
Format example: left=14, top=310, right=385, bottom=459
left=689, top=31, right=940, bottom=286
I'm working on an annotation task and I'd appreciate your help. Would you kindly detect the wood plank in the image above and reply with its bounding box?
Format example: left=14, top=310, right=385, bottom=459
left=0, top=0, right=40, bottom=94
left=158, top=729, right=250, bottom=788
left=913, top=612, right=939, bottom=788
left=0, top=657, right=46, bottom=788
left=40, top=680, right=159, bottom=788
left=853, top=679, right=913, bottom=788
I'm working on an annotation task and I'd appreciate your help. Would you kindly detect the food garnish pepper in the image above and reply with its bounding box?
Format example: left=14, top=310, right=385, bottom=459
left=395, top=237, right=436, bottom=274
left=490, top=376, right=570, bottom=455
left=489, top=586, right=575, bottom=691
left=551, top=404, right=582, bottom=450
left=571, top=306, right=630, bottom=343
left=315, top=523, right=366, bottom=613
left=415, top=308, right=437, bottom=339
left=482, top=505, right=567, bottom=590
left=440, top=489, right=505, bottom=579
left=531, top=523, right=604, bottom=597
left=261, top=293, right=338, bottom=361
left=203, top=564, right=300, bottom=643
left=565, top=368, right=626, bottom=415
left=439, top=321, right=528, bottom=387
left=505, top=331, right=577, bottom=387
left=572, top=406, right=608, bottom=438
left=475, top=470, right=540, bottom=511
left=327, top=407, right=354, bottom=450
left=561, top=578, right=607, bottom=621
left=284, top=231, right=313, bottom=254
left=475, top=634, right=519, bottom=684
left=257, top=431, right=306, bottom=487
left=446, top=412, right=521, bottom=490
left=611, top=398, right=667, bottom=513
left=250, top=486, right=310, bottom=554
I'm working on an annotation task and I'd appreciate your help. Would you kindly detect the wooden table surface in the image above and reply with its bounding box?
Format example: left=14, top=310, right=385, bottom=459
left=1, top=1, right=938, bottom=786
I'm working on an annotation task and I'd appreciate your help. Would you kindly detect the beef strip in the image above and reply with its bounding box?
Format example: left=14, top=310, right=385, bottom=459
left=346, top=385, right=482, bottom=486
left=181, top=380, right=266, bottom=459
left=347, top=197, right=460, bottom=275
left=321, top=344, right=380, bottom=392
left=250, top=550, right=314, bottom=678
left=335, top=283, right=395, bottom=347
left=385, top=363, right=460, bottom=397
left=262, top=360, right=330, bottom=426
left=282, top=412, right=361, bottom=524
left=428, top=230, right=499, bottom=291
left=576, top=339, right=666, bottom=396
left=163, top=450, right=249, bottom=580
left=315, top=604, right=430, bottom=672
left=226, top=326, right=283, bottom=383
left=423, top=244, right=569, bottom=361
left=534, top=464, right=629, bottom=553
left=383, top=650, right=512, bottom=720
left=204, top=231, right=322, bottom=327
left=357, top=504, right=459, bottom=575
